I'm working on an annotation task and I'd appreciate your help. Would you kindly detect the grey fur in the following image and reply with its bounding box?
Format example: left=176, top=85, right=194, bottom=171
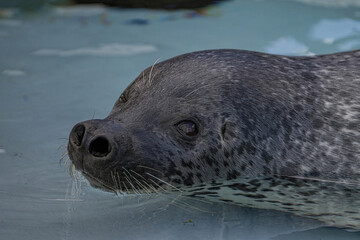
left=67, top=49, right=360, bottom=227
left=183, top=176, right=360, bottom=229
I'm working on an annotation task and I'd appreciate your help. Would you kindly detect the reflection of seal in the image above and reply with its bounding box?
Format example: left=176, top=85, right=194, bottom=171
left=67, top=49, right=360, bottom=193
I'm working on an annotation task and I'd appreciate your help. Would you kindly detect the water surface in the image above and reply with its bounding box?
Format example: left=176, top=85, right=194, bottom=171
left=1, top=0, right=360, bottom=239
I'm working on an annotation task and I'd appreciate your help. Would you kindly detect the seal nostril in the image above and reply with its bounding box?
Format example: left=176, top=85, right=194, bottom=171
left=72, top=124, right=85, bottom=147
left=89, top=137, right=111, bottom=158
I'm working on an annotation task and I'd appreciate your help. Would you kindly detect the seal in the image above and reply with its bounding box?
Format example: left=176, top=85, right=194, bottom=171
left=68, top=49, right=360, bottom=190
left=67, top=49, right=360, bottom=228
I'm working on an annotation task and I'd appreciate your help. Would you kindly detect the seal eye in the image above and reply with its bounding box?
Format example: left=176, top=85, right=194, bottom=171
left=176, top=120, right=198, bottom=137
left=118, top=94, right=127, bottom=103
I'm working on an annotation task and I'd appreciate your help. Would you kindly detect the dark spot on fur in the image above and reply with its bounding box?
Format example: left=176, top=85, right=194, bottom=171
left=280, top=163, right=299, bottom=176
left=237, top=144, right=244, bottom=155
left=205, top=194, right=218, bottom=197
left=204, top=156, right=215, bottom=167
left=172, top=179, right=181, bottom=184
left=261, top=150, right=273, bottom=164
left=183, top=173, right=194, bottom=185
left=294, top=104, right=303, bottom=111
left=241, top=163, right=247, bottom=171
left=165, top=162, right=183, bottom=178
left=345, top=211, right=358, bottom=214
left=190, top=191, right=214, bottom=196
left=347, top=122, right=358, bottom=130
left=262, top=188, right=272, bottom=192
left=188, top=187, right=206, bottom=192
left=301, top=71, right=317, bottom=81
left=281, top=118, right=292, bottom=134
left=313, top=118, right=323, bottom=129
left=226, top=170, right=240, bottom=180
left=210, top=147, right=218, bottom=154
left=238, top=141, right=257, bottom=155
left=283, top=207, right=296, bottom=211
left=181, top=160, right=194, bottom=169
left=305, top=169, right=320, bottom=177
left=224, top=149, right=230, bottom=158
left=305, top=97, right=314, bottom=104
left=228, top=183, right=257, bottom=192
left=249, top=179, right=261, bottom=187
left=233, top=193, right=266, bottom=199
left=221, top=112, right=230, bottom=118
left=215, top=168, right=220, bottom=176
left=263, top=166, right=271, bottom=175
left=196, top=172, right=202, bottom=181
left=281, top=202, right=295, bottom=206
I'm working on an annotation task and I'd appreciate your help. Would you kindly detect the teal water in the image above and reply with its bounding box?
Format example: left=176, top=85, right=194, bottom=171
left=1, top=0, right=360, bottom=239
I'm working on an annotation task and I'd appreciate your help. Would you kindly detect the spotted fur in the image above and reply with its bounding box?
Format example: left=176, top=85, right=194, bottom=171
left=67, top=49, right=360, bottom=228
left=182, top=176, right=360, bottom=229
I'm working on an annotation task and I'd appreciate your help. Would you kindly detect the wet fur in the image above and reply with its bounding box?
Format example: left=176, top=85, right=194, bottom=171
left=67, top=49, right=360, bottom=228
left=183, top=176, right=360, bottom=229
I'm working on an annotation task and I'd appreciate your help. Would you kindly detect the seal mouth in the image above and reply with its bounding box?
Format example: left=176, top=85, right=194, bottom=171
left=82, top=171, right=117, bottom=193
left=80, top=166, right=180, bottom=195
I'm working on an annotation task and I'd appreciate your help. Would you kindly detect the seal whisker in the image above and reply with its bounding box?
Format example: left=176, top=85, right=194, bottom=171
left=165, top=193, right=201, bottom=213
left=172, top=198, right=213, bottom=213
left=91, top=111, right=96, bottom=120
left=125, top=169, right=151, bottom=195
left=59, top=152, right=69, bottom=165
left=115, top=172, right=124, bottom=194
left=148, top=178, right=168, bottom=193
left=122, top=169, right=141, bottom=195
left=148, top=57, right=161, bottom=85
left=70, top=164, right=76, bottom=180
left=130, top=170, right=159, bottom=193
left=59, top=150, right=68, bottom=160
left=60, top=154, right=69, bottom=164
left=110, top=171, right=117, bottom=195
left=180, top=194, right=216, bottom=205
left=164, top=190, right=211, bottom=213
left=83, top=171, right=118, bottom=193
left=182, top=83, right=234, bottom=99
left=57, top=142, right=68, bottom=152
left=58, top=137, right=69, bottom=141
left=110, top=171, right=120, bottom=196
left=124, top=174, right=140, bottom=195
left=64, top=157, right=70, bottom=168
left=145, top=172, right=183, bottom=192
left=136, top=165, right=162, bottom=174
left=170, top=201, right=196, bottom=213
left=122, top=181, right=130, bottom=195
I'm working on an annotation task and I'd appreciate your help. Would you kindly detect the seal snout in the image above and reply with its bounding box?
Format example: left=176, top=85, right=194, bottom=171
left=68, top=119, right=130, bottom=173
left=89, top=136, right=112, bottom=158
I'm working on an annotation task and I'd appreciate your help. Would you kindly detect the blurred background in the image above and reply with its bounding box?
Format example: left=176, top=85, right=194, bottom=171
left=1, top=0, right=360, bottom=239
